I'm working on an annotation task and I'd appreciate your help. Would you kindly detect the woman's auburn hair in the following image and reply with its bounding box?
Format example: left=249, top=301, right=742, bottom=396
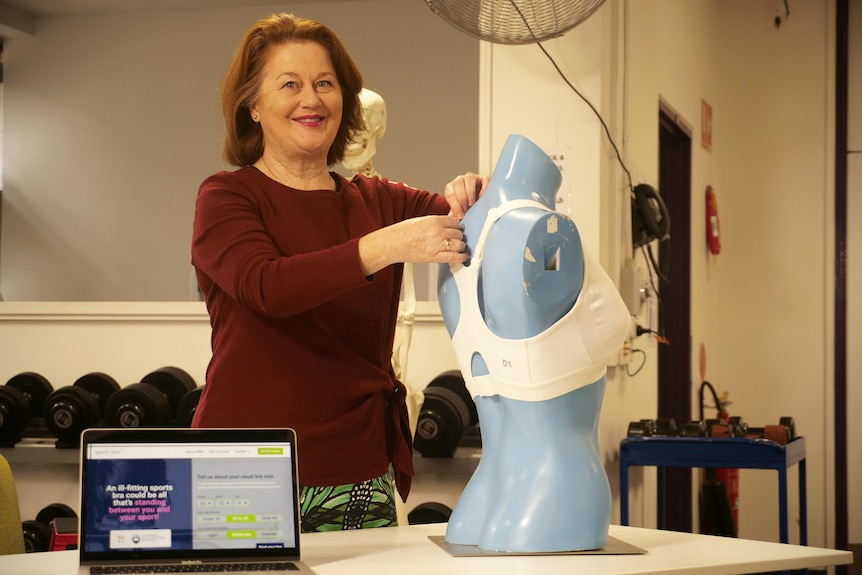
left=219, top=13, right=364, bottom=167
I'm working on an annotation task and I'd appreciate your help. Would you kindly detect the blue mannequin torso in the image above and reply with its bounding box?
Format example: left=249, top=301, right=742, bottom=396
left=437, top=134, right=627, bottom=552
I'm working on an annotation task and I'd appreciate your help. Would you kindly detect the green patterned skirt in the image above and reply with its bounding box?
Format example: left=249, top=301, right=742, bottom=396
left=299, top=473, right=398, bottom=532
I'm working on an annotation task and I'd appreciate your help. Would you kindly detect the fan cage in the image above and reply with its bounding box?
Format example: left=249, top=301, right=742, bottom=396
left=424, top=0, right=607, bottom=45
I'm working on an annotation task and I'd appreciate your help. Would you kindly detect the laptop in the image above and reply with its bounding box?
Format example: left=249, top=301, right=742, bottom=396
left=77, top=427, right=316, bottom=574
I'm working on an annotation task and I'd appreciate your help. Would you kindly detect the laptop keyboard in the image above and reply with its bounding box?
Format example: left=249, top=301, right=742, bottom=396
left=91, top=562, right=299, bottom=573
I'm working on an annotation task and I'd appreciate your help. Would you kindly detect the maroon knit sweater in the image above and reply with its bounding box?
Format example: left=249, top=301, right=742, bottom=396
left=191, top=166, right=449, bottom=499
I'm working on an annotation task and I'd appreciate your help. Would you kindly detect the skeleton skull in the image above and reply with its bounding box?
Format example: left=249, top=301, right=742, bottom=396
left=342, top=88, right=387, bottom=176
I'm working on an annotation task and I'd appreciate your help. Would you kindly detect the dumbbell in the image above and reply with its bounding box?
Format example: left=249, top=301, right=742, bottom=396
left=176, top=386, right=204, bottom=427
left=626, top=419, right=657, bottom=437
left=104, top=367, right=197, bottom=427
left=413, top=384, right=471, bottom=458
left=22, top=502, right=77, bottom=553
left=705, top=418, right=737, bottom=438
left=779, top=416, right=797, bottom=441
left=425, top=371, right=482, bottom=448
left=426, top=371, right=478, bottom=427
left=680, top=420, right=708, bottom=437
left=655, top=417, right=679, bottom=436
left=0, top=372, right=54, bottom=446
left=407, top=501, right=453, bottom=525
left=728, top=415, right=748, bottom=436
left=626, top=417, right=678, bottom=437
left=43, top=372, right=120, bottom=447
left=744, top=416, right=797, bottom=445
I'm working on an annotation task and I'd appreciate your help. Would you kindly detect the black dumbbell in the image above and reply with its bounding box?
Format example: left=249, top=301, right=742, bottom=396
left=680, top=420, right=708, bottom=437
left=413, top=385, right=470, bottom=458
left=0, top=372, right=54, bottom=446
left=43, top=372, right=120, bottom=447
left=426, top=371, right=478, bottom=427
left=22, top=502, right=77, bottom=553
left=176, top=386, right=204, bottom=427
left=654, top=417, right=678, bottom=436
left=627, top=419, right=658, bottom=437
left=104, top=367, right=197, bottom=428
left=426, top=371, right=482, bottom=448
left=728, top=415, right=748, bottom=436
left=779, top=416, right=796, bottom=441
left=407, top=501, right=453, bottom=525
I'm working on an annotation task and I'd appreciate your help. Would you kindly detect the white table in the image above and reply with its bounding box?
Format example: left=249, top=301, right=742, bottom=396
left=0, top=523, right=852, bottom=575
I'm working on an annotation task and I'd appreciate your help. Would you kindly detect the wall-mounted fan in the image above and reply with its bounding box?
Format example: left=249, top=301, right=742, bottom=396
left=424, top=0, right=607, bottom=45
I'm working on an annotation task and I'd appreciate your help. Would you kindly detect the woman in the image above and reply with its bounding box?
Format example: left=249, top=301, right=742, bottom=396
left=190, top=12, right=485, bottom=532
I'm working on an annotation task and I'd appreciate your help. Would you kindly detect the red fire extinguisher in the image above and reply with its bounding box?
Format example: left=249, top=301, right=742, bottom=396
left=706, top=185, right=721, bottom=255
left=712, top=392, right=739, bottom=533
left=699, top=383, right=738, bottom=537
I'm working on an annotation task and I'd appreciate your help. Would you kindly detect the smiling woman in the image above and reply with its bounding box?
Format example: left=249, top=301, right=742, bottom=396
left=250, top=41, right=344, bottom=184
left=189, top=11, right=486, bottom=533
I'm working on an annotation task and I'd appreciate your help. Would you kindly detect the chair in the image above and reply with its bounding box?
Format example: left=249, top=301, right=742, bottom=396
left=0, top=453, right=25, bottom=554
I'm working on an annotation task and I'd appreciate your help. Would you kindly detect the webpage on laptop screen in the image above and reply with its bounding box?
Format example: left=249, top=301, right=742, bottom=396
left=83, top=442, right=296, bottom=553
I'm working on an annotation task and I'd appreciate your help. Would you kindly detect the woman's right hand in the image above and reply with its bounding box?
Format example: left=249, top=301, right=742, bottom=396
left=358, top=215, right=467, bottom=276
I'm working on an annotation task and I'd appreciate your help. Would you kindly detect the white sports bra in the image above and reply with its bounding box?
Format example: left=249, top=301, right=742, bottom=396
left=448, top=200, right=631, bottom=402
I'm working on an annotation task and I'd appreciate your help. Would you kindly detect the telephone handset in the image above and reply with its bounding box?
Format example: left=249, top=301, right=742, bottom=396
left=631, top=183, right=671, bottom=248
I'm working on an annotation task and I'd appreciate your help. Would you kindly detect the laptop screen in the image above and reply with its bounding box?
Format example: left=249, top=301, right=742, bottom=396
left=79, top=428, right=301, bottom=566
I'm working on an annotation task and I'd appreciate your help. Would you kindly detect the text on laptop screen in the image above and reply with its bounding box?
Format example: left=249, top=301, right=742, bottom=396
left=81, top=440, right=297, bottom=555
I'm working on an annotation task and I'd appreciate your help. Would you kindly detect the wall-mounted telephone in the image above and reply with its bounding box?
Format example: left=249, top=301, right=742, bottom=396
left=631, top=183, right=671, bottom=248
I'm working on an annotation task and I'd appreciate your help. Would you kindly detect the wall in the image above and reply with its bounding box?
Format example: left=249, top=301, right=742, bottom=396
left=621, top=0, right=837, bottom=549
left=0, top=0, right=478, bottom=301
left=605, top=0, right=833, bottom=542
left=711, top=0, right=834, bottom=548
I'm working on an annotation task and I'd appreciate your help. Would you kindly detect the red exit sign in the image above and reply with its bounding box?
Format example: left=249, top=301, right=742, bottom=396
left=702, top=99, right=713, bottom=151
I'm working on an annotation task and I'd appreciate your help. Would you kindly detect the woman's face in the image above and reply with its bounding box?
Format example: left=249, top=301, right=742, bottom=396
left=251, top=41, right=343, bottom=165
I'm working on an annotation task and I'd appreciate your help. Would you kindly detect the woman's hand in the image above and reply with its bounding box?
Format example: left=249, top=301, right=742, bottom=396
left=444, top=172, right=489, bottom=219
left=358, top=215, right=467, bottom=276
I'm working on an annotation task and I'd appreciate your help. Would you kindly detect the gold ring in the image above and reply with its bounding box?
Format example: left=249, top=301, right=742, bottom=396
left=444, top=238, right=454, bottom=251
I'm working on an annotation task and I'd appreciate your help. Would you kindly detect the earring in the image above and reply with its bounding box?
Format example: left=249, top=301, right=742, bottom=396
left=252, top=114, right=259, bottom=121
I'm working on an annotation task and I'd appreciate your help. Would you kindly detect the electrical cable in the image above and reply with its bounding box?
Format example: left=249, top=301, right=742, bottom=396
left=534, top=29, right=673, bottom=346
left=645, top=242, right=670, bottom=286
left=699, top=380, right=723, bottom=421
left=698, top=380, right=729, bottom=486
left=536, top=42, right=634, bottom=193
left=625, top=348, right=647, bottom=377
left=635, top=325, right=669, bottom=345
left=535, top=41, right=670, bottom=311
left=510, top=0, right=636, bottom=201
left=639, top=243, right=669, bottom=342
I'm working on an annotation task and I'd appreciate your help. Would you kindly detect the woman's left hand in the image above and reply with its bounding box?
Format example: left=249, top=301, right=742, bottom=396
left=444, top=172, right=489, bottom=219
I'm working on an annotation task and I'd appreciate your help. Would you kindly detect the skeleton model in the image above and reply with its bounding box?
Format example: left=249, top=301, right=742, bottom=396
left=342, top=88, right=387, bottom=178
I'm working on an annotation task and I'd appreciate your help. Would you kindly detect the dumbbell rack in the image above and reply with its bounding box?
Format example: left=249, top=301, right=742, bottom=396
left=0, top=438, right=79, bottom=464
left=619, top=435, right=807, bottom=546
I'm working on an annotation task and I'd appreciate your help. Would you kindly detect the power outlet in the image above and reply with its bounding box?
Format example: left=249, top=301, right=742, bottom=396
left=620, top=259, right=646, bottom=315
left=608, top=317, right=637, bottom=367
